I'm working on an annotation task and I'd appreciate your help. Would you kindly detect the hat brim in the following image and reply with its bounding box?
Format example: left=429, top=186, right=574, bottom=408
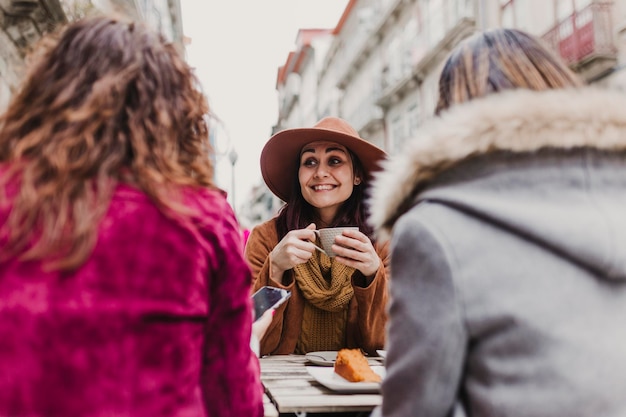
left=261, top=126, right=387, bottom=202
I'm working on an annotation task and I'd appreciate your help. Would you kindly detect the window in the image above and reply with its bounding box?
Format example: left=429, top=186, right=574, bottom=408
left=556, top=0, right=574, bottom=21
left=404, top=19, right=419, bottom=68
left=501, top=0, right=515, bottom=27
left=555, top=0, right=575, bottom=39
left=420, top=0, right=477, bottom=47
left=427, top=0, right=445, bottom=46
left=556, top=0, right=593, bottom=21
left=391, top=115, right=405, bottom=154
left=500, top=0, right=529, bottom=30
left=407, top=102, right=420, bottom=140
left=387, top=36, right=403, bottom=84
left=451, top=0, right=474, bottom=19
left=421, top=76, right=439, bottom=120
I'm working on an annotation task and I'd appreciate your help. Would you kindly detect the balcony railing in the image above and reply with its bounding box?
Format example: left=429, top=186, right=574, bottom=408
left=542, top=2, right=616, bottom=68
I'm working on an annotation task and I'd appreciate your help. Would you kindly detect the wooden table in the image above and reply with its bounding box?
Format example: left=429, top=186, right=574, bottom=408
left=260, top=355, right=382, bottom=416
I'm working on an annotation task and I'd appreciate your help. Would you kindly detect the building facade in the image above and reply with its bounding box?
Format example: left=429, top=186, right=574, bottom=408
left=242, top=0, right=626, bottom=227
left=0, top=0, right=183, bottom=110
left=319, top=0, right=626, bottom=155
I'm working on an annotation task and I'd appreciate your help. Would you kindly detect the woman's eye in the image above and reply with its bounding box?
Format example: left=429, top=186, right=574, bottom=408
left=328, top=157, right=343, bottom=166
left=302, top=158, right=318, bottom=167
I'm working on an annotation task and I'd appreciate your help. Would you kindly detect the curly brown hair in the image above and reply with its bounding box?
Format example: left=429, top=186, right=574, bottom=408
left=0, top=16, right=215, bottom=270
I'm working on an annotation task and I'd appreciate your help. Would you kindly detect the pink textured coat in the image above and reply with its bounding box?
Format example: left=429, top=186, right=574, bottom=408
left=0, top=182, right=263, bottom=417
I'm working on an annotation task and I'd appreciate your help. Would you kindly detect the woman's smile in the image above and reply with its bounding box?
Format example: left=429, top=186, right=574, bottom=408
left=311, top=184, right=337, bottom=191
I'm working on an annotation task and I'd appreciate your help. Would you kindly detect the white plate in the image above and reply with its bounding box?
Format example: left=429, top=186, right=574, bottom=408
left=306, top=365, right=385, bottom=393
left=305, top=351, right=338, bottom=366
left=376, top=349, right=387, bottom=358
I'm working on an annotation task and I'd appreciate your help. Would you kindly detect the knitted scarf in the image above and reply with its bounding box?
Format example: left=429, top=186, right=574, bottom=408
left=293, top=249, right=355, bottom=354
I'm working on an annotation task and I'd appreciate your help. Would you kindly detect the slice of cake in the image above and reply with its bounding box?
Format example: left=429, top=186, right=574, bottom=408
left=334, top=348, right=382, bottom=383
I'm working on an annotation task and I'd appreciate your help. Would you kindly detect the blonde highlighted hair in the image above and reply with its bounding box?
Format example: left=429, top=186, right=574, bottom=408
left=435, top=28, right=582, bottom=115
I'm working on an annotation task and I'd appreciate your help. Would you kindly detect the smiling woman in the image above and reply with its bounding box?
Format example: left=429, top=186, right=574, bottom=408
left=244, top=117, right=390, bottom=357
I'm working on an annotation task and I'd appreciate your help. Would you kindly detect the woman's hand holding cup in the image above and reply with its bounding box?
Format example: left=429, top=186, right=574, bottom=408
left=270, top=225, right=380, bottom=282
left=330, top=228, right=380, bottom=278
left=269, top=223, right=318, bottom=281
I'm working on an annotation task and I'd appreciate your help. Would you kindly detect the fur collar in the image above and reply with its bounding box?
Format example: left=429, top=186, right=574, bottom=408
left=368, top=87, right=626, bottom=237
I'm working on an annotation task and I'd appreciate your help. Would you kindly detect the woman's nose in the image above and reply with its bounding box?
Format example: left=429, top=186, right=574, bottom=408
left=314, top=163, right=330, bottom=177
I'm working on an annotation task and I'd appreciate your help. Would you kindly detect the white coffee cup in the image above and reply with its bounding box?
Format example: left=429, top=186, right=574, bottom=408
left=314, top=227, right=359, bottom=257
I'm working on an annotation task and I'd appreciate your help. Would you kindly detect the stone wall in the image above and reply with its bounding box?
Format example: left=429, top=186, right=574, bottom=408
left=0, top=0, right=183, bottom=110
left=0, top=30, right=22, bottom=108
left=0, top=0, right=67, bottom=109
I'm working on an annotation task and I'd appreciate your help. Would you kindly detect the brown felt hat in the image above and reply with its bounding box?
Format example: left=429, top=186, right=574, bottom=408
left=260, top=116, right=387, bottom=202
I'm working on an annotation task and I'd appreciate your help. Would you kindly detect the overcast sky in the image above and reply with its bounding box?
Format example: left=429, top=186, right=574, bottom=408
left=180, top=0, right=349, bottom=213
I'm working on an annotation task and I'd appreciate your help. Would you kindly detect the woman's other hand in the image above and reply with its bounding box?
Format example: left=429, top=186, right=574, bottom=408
left=252, top=308, right=275, bottom=341
left=333, top=229, right=380, bottom=278
left=251, top=308, right=275, bottom=357
left=269, top=223, right=318, bottom=281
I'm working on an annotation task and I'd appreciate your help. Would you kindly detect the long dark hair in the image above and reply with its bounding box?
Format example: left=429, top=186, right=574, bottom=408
left=275, top=150, right=374, bottom=240
left=0, top=16, right=214, bottom=270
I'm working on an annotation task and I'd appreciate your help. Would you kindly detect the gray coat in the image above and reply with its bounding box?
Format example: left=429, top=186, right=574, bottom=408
left=368, top=88, right=626, bottom=417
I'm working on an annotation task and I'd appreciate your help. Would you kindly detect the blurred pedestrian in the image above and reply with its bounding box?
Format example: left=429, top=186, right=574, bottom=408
left=369, top=28, right=626, bottom=417
left=242, top=227, right=251, bottom=248
left=0, top=16, right=263, bottom=417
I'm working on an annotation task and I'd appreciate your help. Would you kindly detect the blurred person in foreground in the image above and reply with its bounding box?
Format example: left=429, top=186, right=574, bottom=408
left=245, top=117, right=389, bottom=356
left=0, top=16, right=263, bottom=417
left=369, top=28, right=626, bottom=417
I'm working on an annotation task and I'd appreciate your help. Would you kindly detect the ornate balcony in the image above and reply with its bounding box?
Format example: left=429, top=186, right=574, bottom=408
left=542, top=2, right=617, bottom=81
